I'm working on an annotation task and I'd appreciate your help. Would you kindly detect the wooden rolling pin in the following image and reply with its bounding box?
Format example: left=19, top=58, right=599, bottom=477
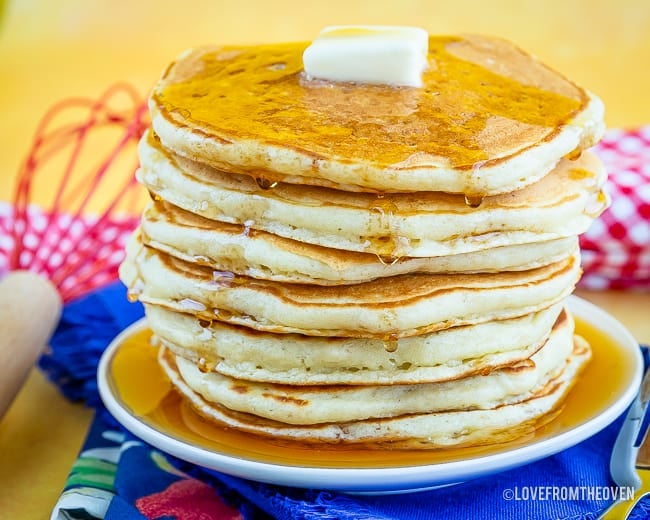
left=0, top=271, right=62, bottom=419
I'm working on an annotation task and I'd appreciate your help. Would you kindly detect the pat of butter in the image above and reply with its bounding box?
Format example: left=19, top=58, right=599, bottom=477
left=303, top=25, right=429, bottom=87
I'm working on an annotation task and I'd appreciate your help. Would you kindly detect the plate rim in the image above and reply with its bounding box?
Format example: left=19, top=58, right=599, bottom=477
left=97, top=295, right=643, bottom=493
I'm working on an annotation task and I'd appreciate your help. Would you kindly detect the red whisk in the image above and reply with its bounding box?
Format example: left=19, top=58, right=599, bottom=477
left=0, top=84, right=148, bottom=417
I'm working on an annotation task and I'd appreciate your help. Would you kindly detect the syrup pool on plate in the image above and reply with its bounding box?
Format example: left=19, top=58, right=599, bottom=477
left=105, top=312, right=637, bottom=469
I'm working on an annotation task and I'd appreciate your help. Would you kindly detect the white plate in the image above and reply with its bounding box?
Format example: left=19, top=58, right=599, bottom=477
left=98, top=296, right=642, bottom=494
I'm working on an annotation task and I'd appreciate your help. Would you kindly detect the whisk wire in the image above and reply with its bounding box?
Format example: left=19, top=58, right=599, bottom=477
left=5, top=83, right=148, bottom=302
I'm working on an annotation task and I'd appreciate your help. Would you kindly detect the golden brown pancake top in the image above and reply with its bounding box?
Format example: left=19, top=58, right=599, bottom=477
left=153, top=34, right=586, bottom=171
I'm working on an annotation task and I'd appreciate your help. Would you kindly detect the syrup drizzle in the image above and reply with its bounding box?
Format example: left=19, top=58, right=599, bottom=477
left=155, top=36, right=585, bottom=171
left=377, top=255, right=401, bottom=266
left=564, top=147, right=583, bottom=161
left=368, top=196, right=409, bottom=261
left=193, top=255, right=212, bottom=266
left=464, top=195, right=483, bottom=208
left=383, top=338, right=399, bottom=353
left=256, top=177, right=279, bottom=190
left=198, top=357, right=216, bottom=373
left=109, top=317, right=635, bottom=468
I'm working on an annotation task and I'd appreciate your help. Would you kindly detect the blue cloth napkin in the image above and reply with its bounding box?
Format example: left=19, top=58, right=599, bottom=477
left=44, top=282, right=650, bottom=520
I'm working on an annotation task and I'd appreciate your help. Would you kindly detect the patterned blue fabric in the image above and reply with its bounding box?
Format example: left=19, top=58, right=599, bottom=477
left=44, top=281, right=650, bottom=519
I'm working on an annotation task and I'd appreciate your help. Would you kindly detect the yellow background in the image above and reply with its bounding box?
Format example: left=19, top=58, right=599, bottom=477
left=2, top=0, right=650, bottom=204
left=1, top=1, right=649, bottom=517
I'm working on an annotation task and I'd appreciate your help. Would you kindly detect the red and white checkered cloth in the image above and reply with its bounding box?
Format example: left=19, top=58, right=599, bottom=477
left=0, top=127, right=648, bottom=296
left=580, top=126, right=650, bottom=290
left=0, top=202, right=138, bottom=302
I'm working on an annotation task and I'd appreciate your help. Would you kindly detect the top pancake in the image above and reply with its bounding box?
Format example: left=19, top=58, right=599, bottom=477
left=150, top=34, right=604, bottom=196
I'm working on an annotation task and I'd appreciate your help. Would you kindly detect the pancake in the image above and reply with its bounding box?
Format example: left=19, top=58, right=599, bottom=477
left=172, top=309, right=572, bottom=425
left=150, top=35, right=604, bottom=196
left=159, top=334, right=591, bottom=447
left=141, top=201, right=579, bottom=284
left=138, top=131, right=607, bottom=258
left=120, top=237, right=581, bottom=338
left=147, top=303, right=564, bottom=385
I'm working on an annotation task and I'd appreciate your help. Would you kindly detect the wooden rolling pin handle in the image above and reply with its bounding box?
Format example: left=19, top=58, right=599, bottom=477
left=0, top=271, right=62, bottom=419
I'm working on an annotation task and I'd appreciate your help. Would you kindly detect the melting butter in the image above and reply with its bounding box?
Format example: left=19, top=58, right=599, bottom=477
left=303, top=25, right=429, bottom=87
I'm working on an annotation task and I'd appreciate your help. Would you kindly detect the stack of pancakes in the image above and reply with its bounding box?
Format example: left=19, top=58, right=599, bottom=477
left=120, top=34, right=608, bottom=448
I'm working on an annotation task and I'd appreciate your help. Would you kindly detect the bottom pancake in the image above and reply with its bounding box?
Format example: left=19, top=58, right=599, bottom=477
left=158, top=334, right=591, bottom=449
left=165, top=310, right=574, bottom=424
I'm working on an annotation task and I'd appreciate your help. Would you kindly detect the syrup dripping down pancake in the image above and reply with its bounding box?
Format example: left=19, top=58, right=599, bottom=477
left=146, top=303, right=564, bottom=385
left=150, top=35, right=604, bottom=196
left=140, top=201, right=579, bottom=284
left=138, top=131, right=607, bottom=258
left=158, top=330, right=591, bottom=448
left=120, top=238, right=581, bottom=338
